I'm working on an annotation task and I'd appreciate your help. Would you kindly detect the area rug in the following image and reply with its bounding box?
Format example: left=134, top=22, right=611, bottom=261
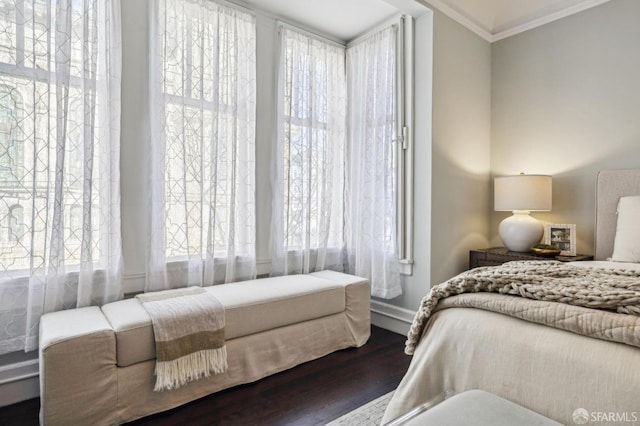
left=325, top=391, right=394, bottom=426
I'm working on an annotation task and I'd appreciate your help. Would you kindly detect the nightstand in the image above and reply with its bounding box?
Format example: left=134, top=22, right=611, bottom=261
left=469, top=247, right=593, bottom=269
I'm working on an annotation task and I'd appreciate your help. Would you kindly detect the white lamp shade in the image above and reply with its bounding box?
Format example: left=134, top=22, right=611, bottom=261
left=494, top=174, right=552, bottom=212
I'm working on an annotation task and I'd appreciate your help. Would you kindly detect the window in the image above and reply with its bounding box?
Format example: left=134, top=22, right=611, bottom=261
left=271, top=26, right=347, bottom=275
left=0, top=0, right=106, bottom=271
left=0, top=0, right=122, bottom=355
left=345, top=24, right=404, bottom=297
left=272, top=20, right=412, bottom=295
left=148, top=0, right=257, bottom=290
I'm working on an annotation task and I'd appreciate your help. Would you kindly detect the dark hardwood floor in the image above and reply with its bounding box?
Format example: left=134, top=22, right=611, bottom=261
left=0, top=326, right=411, bottom=426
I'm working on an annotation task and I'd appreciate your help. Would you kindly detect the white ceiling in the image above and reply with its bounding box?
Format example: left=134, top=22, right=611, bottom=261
left=239, top=0, right=611, bottom=43
left=239, top=0, right=402, bottom=42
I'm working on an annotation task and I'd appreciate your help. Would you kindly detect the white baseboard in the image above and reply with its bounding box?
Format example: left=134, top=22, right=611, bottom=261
left=370, top=300, right=415, bottom=336
left=0, top=359, right=39, bottom=407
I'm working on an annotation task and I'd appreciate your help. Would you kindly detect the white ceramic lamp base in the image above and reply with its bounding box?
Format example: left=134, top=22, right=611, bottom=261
left=499, top=211, right=543, bottom=252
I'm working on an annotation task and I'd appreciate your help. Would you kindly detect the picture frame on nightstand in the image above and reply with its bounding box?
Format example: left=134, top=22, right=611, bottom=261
left=545, top=223, right=576, bottom=256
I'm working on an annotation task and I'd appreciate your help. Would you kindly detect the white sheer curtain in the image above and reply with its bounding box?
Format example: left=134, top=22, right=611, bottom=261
left=270, top=26, right=347, bottom=276
left=346, top=26, right=401, bottom=299
left=0, top=0, right=122, bottom=354
left=148, top=0, right=257, bottom=291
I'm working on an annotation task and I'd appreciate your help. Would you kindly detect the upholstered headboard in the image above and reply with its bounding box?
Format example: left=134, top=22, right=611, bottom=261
left=595, top=169, right=640, bottom=260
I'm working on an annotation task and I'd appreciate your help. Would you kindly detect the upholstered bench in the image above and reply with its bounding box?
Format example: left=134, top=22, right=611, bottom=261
left=386, top=390, right=561, bottom=426
left=39, top=271, right=370, bottom=425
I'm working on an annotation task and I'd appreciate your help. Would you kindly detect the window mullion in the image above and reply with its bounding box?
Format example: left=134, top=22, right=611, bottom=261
left=15, top=0, right=24, bottom=67
left=185, top=13, right=193, bottom=99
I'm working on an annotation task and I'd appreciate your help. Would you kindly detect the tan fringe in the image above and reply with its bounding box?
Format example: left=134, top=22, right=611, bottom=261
left=154, top=346, right=228, bottom=392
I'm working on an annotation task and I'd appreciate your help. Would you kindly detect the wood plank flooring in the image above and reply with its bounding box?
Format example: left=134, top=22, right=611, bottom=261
left=0, top=326, right=411, bottom=426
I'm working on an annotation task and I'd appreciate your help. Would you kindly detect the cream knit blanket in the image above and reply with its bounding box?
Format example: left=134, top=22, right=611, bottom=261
left=405, top=261, right=640, bottom=355
left=137, top=287, right=227, bottom=391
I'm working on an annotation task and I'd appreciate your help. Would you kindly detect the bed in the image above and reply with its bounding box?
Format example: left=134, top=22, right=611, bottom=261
left=382, top=169, right=640, bottom=425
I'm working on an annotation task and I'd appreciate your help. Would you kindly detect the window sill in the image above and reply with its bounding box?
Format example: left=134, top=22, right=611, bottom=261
left=399, top=258, right=413, bottom=276
left=257, top=258, right=415, bottom=276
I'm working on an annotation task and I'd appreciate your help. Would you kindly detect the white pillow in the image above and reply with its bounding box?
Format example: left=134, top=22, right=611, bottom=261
left=610, top=195, right=640, bottom=262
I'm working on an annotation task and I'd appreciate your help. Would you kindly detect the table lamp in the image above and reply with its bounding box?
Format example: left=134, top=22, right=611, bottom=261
left=494, top=173, right=552, bottom=252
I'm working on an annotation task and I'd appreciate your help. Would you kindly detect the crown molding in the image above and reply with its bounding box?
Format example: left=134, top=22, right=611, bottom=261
left=425, top=0, right=493, bottom=42
left=491, top=0, right=611, bottom=41
left=424, top=0, right=611, bottom=43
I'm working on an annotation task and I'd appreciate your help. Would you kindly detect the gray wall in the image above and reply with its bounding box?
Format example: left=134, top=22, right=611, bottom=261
left=491, top=0, right=640, bottom=254
left=428, top=7, right=491, bottom=289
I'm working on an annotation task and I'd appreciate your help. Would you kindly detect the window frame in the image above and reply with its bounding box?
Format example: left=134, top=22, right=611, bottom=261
left=397, top=16, right=415, bottom=275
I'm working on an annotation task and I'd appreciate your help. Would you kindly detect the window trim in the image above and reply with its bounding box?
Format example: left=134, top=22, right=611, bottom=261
left=398, top=16, right=415, bottom=275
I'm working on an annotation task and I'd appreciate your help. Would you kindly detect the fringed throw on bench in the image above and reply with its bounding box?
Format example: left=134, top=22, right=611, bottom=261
left=136, top=287, right=227, bottom=391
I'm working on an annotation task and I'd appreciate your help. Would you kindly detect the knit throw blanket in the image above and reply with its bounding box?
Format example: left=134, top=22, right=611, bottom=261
left=136, top=287, right=227, bottom=391
left=405, top=261, right=640, bottom=355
